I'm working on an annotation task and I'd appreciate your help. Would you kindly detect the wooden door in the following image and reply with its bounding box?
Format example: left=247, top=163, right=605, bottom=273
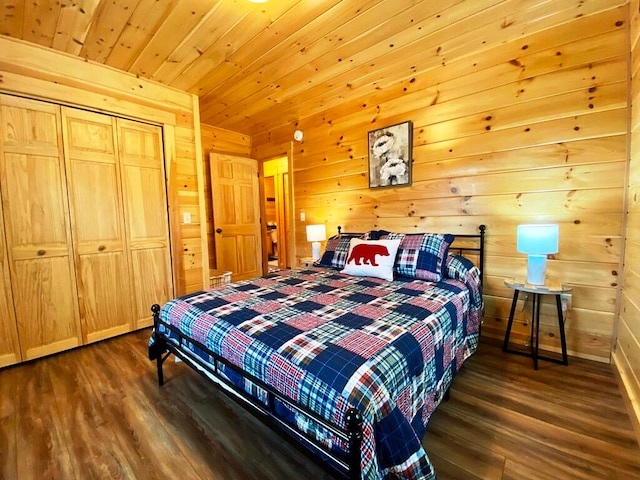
left=0, top=199, right=20, bottom=367
left=0, top=95, right=82, bottom=361
left=118, top=118, right=173, bottom=328
left=210, top=153, right=262, bottom=281
left=62, top=107, right=134, bottom=343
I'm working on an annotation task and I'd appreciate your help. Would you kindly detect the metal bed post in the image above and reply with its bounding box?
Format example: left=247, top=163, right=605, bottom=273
left=478, top=224, right=486, bottom=287
left=151, top=303, right=168, bottom=386
left=345, top=408, right=363, bottom=480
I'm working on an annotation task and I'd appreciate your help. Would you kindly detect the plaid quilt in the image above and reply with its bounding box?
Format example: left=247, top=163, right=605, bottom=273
left=154, top=265, right=481, bottom=480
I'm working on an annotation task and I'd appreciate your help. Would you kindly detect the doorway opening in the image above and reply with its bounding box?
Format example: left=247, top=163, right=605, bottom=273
left=263, top=156, right=290, bottom=271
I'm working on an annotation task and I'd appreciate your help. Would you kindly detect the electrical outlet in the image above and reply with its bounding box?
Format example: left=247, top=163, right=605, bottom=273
left=561, top=293, right=572, bottom=311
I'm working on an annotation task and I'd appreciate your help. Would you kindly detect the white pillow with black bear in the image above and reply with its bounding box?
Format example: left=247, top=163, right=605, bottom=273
left=340, top=238, right=401, bottom=281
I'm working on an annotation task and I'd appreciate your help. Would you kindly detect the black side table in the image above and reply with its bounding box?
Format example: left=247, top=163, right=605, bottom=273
left=502, top=278, right=570, bottom=370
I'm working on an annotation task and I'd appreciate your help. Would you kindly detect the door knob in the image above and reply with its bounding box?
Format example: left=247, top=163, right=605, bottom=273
left=216, top=228, right=223, bottom=234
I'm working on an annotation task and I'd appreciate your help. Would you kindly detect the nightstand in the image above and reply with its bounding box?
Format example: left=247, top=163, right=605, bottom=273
left=502, top=278, right=570, bottom=369
left=300, top=257, right=315, bottom=267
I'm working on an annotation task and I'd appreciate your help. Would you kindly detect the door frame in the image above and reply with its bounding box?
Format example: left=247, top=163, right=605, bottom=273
left=260, top=155, right=294, bottom=273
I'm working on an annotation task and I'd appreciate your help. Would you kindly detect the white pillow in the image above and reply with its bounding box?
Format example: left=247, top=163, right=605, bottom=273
left=340, top=238, right=401, bottom=281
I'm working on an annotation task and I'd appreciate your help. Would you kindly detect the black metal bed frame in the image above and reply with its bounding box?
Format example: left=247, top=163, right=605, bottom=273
left=150, top=224, right=486, bottom=480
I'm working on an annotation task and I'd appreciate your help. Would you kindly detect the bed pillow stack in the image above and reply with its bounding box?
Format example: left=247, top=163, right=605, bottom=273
left=316, top=230, right=455, bottom=282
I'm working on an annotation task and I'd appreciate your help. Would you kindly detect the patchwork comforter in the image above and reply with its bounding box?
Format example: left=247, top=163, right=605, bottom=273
left=152, top=259, right=481, bottom=480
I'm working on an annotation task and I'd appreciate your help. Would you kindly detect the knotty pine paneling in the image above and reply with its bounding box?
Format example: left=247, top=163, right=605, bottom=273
left=617, top=0, right=640, bottom=446
left=0, top=35, right=207, bottom=297
left=200, top=124, right=252, bottom=270
left=251, top=7, right=628, bottom=364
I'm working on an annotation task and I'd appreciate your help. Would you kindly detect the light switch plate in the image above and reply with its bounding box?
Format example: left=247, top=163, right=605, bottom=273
left=183, top=212, right=191, bottom=224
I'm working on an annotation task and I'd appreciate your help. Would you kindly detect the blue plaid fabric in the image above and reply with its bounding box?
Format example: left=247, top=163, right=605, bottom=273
left=377, top=233, right=454, bottom=282
left=154, top=266, right=481, bottom=480
left=315, top=235, right=361, bottom=269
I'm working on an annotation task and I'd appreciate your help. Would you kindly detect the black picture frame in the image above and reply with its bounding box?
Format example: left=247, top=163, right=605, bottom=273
left=367, top=120, right=413, bottom=189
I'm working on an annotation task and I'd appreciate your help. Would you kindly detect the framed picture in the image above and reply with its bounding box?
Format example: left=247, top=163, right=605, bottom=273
left=368, top=120, right=413, bottom=189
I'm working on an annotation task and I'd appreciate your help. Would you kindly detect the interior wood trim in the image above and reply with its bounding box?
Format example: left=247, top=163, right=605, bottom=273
left=612, top=349, right=640, bottom=447
left=193, top=95, right=210, bottom=290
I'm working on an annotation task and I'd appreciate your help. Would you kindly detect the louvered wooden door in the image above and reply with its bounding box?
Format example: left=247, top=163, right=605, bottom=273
left=62, top=107, right=135, bottom=343
left=0, top=95, right=82, bottom=361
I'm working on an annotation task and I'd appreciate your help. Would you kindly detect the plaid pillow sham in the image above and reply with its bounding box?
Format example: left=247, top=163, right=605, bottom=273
left=314, top=234, right=361, bottom=269
left=378, top=232, right=455, bottom=282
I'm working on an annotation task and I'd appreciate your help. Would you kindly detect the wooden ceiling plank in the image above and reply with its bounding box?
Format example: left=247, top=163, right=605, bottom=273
left=244, top=6, right=626, bottom=136
left=105, top=0, right=178, bottom=71
left=128, top=0, right=220, bottom=77
left=79, top=0, right=140, bottom=63
left=52, top=0, right=101, bottom=55
left=194, top=0, right=385, bottom=106
left=0, top=0, right=629, bottom=133
left=198, top=0, right=462, bottom=122
left=223, top=0, right=624, bottom=131
left=201, top=0, right=514, bottom=127
left=179, top=0, right=344, bottom=95
left=205, top=0, right=519, bottom=126
left=149, top=0, right=249, bottom=86
left=170, top=0, right=312, bottom=93
left=22, top=0, right=61, bottom=48
left=0, top=0, right=25, bottom=38
left=213, top=0, right=624, bottom=132
left=0, top=0, right=24, bottom=38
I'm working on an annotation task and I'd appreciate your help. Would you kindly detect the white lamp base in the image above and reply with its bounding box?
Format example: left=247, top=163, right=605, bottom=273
left=311, top=241, right=321, bottom=261
left=526, top=254, right=548, bottom=285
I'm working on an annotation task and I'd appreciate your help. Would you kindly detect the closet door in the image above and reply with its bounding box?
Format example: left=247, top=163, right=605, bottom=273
left=118, top=119, right=173, bottom=328
left=0, top=202, right=20, bottom=367
left=0, top=95, right=82, bottom=361
left=62, top=107, right=135, bottom=343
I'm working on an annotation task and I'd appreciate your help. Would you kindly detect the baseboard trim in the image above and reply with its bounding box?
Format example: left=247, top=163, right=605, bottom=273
left=612, top=350, right=640, bottom=448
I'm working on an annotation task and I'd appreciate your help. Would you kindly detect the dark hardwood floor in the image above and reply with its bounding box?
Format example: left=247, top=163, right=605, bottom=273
left=1, top=330, right=639, bottom=479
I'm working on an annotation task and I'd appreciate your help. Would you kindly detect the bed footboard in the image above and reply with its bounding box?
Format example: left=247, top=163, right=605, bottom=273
left=149, top=303, right=363, bottom=480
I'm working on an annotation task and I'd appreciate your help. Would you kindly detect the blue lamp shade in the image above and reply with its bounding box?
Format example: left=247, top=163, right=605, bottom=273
left=517, top=224, right=559, bottom=285
left=306, top=224, right=327, bottom=261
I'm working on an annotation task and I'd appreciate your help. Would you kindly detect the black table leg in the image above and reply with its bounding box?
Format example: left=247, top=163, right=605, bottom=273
left=503, top=287, right=569, bottom=368
left=503, top=289, right=519, bottom=352
left=533, top=293, right=541, bottom=370
left=555, top=295, right=568, bottom=365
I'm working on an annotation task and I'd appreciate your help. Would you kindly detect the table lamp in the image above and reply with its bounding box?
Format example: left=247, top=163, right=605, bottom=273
left=517, top=224, right=559, bottom=285
left=306, top=224, right=326, bottom=261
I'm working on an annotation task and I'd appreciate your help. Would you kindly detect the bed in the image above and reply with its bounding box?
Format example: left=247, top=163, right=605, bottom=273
left=148, top=225, right=485, bottom=480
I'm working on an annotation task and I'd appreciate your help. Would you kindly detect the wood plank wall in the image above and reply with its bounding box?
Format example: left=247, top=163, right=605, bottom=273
left=617, top=0, right=640, bottom=445
left=251, top=6, right=629, bottom=364
left=0, top=36, right=206, bottom=296
left=200, top=124, right=252, bottom=270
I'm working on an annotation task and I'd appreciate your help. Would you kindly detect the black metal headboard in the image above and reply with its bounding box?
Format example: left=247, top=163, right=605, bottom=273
left=336, top=225, right=486, bottom=286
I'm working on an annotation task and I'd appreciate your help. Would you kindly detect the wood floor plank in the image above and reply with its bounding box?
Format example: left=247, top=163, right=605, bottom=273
left=1, top=330, right=639, bottom=479
left=47, top=348, right=138, bottom=479
left=14, top=360, right=76, bottom=479
left=424, top=426, right=506, bottom=480
left=0, top=356, right=18, bottom=480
